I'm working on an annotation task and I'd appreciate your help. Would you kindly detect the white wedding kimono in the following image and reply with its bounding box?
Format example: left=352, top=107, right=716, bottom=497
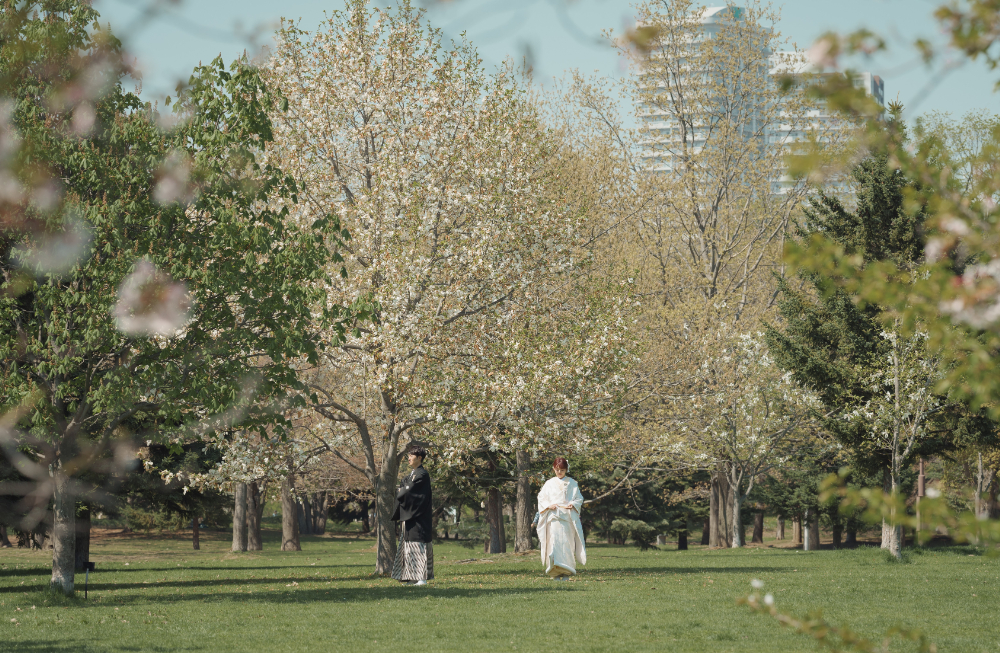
left=537, top=476, right=586, bottom=577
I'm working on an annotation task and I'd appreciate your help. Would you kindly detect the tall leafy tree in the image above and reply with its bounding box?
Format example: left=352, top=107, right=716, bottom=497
left=765, top=108, right=995, bottom=555
left=765, top=112, right=925, bottom=478
left=0, top=1, right=350, bottom=593
left=265, top=0, right=634, bottom=574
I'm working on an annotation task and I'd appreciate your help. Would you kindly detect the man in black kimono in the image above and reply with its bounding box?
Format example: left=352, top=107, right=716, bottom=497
left=391, top=444, right=433, bottom=585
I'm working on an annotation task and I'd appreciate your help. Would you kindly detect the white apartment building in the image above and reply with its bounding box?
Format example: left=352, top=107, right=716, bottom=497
left=637, top=5, right=885, bottom=193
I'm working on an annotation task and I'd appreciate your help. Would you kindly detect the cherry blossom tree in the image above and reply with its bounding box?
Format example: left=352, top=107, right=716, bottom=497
left=264, top=0, right=636, bottom=572
left=844, top=328, right=945, bottom=558
left=669, top=333, right=823, bottom=548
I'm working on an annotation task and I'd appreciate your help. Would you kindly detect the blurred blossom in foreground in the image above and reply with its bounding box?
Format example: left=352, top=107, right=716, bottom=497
left=47, top=57, right=117, bottom=115
left=0, top=170, right=23, bottom=205
left=939, top=259, right=1000, bottom=329
left=12, top=215, right=93, bottom=275
left=70, top=102, right=97, bottom=136
left=155, top=111, right=187, bottom=133
left=114, top=260, right=193, bottom=337
left=29, top=180, right=62, bottom=214
left=0, top=100, right=24, bottom=205
left=0, top=100, right=20, bottom=159
left=153, top=150, right=194, bottom=204
left=806, top=35, right=839, bottom=69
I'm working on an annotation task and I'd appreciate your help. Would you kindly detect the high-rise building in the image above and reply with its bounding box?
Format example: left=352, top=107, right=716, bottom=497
left=636, top=5, right=884, bottom=193
left=766, top=51, right=885, bottom=194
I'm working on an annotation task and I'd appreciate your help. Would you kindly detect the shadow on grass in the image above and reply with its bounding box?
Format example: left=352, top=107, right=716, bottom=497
left=13, top=583, right=561, bottom=610
left=91, top=530, right=370, bottom=545
left=0, top=561, right=792, bottom=587
left=0, top=563, right=374, bottom=583
left=434, top=564, right=790, bottom=578
left=0, top=566, right=53, bottom=577
left=5, top=643, right=205, bottom=653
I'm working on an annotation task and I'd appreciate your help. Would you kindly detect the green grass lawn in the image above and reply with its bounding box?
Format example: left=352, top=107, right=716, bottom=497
left=1, top=529, right=998, bottom=653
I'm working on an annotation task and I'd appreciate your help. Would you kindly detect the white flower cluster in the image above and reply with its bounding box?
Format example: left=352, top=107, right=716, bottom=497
left=843, top=329, right=942, bottom=463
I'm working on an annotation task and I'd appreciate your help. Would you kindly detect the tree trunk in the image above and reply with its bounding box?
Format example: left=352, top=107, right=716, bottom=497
left=50, top=468, right=75, bottom=595
left=36, top=529, right=51, bottom=550
left=677, top=526, right=688, bottom=551
left=709, top=469, right=733, bottom=548
left=880, top=471, right=900, bottom=554
left=192, top=515, right=200, bottom=550
left=884, top=470, right=903, bottom=558
left=280, top=475, right=301, bottom=552
left=314, top=491, right=329, bottom=535
left=232, top=482, right=248, bottom=552
left=709, top=471, right=721, bottom=547
left=656, top=534, right=667, bottom=546
left=700, top=519, right=710, bottom=545
left=975, top=452, right=985, bottom=519
left=298, top=495, right=311, bottom=536
left=485, top=487, right=504, bottom=554
left=883, top=519, right=902, bottom=557
left=247, top=481, right=262, bottom=551
left=792, top=514, right=802, bottom=546
left=74, top=505, right=91, bottom=571
left=776, top=515, right=785, bottom=540
left=514, top=450, right=533, bottom=552
left=374, top=455, right=402, bottom=575
left=751, top=512, right=764, bottom=544
left=975, top=452, right=995, bottom=520
left=0, top=524, right=12, bottom=548
left=832, top=517, right=842, bottom=549
left=361, top=500, right=370, bottom=533
left=257, top=482, right=268, bottom=523
left=730, top=492, right=743, bottom=548
left=727, top=464, right=744, bottom=549
left=803, top=508, right=813, bottom=551
left=803, top=509, right=821, bottom=551
left=845, top=526, right=857, bottom=546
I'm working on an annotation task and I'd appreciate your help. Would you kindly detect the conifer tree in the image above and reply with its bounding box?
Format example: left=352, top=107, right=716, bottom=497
left=764, top=108, right=925, bottom=480
left=765, top=107, right=995, bottom=555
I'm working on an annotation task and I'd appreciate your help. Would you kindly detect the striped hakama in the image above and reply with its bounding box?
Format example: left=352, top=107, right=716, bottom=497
left=391, top=539, right=434, bottom=581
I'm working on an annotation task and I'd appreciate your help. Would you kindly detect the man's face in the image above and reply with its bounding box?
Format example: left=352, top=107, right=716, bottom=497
left=407, top=453, right=423, bottom=469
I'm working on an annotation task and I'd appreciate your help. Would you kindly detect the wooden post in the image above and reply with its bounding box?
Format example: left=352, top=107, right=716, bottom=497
left=74, top=505, right=91, bottom=571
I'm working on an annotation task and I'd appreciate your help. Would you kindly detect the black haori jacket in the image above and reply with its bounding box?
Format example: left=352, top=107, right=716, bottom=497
left=392, top=466, right=433, bottom=543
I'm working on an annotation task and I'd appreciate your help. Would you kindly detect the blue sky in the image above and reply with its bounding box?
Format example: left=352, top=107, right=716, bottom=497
left=93, top=0, right=998, bottom=122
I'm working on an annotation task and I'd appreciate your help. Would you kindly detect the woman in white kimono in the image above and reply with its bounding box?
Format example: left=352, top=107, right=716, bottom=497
left=537, top=457, right=586, bottom=580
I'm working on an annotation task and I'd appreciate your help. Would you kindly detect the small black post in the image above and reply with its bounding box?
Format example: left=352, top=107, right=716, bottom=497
left=84, top=561, right=95, bottom=599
